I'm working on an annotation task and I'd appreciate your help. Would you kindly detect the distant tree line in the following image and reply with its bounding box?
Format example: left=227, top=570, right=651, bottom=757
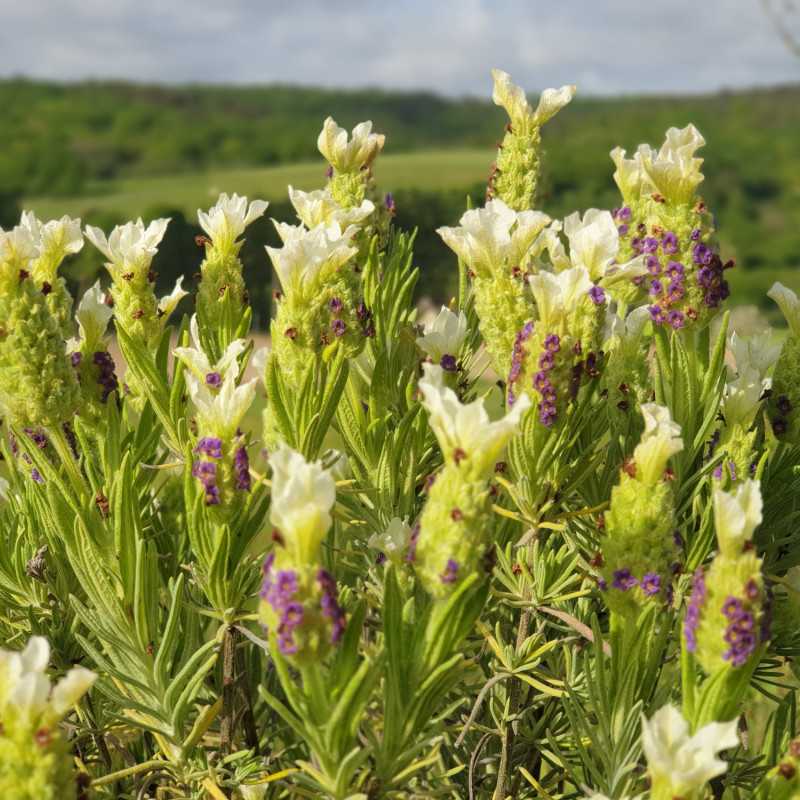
left=3, top=80, right=798, bottom=317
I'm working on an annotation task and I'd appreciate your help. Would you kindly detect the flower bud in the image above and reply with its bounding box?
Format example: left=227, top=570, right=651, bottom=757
left=767, top=283, right=800, bottom=442
left=601, top=306, right=652, bottom=427
left=20, top=211, right=83, bottom=339
left=317, top=118, right=385, bottom=207
left=756, top=737, right=800, bottom=799
left=196, top=193, right=268, bottom=343
left=67, top=282, right=119, bottom=411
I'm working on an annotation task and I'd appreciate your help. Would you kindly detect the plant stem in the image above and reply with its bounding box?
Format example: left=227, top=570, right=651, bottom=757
left=236, top=630, right=260, bottom=751
left=92, top=760, right=170, bottom=787
left=493, top=606, right=532, bottom=800
left=220, top=625, right=237, bottom=755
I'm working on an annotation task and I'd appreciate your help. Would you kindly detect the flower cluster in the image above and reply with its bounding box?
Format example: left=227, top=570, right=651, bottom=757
left=195, top=193, right=268, bottom=352
left=265, top=205, right=375, bottom=409
left=259, top=447, right=344, bottom=664
left=689, top=481, right=769, bottom=673
left=85, top=217, right=186, bottom=351
left=684, top=567, right=706, bottom=653
left=508, top=266, right=607, bottom=425
left=713, top=329, right=780, bottom=481
left=601, top=306, right=652, bottom=427
left=611, top=125, right=732, bottom=328
left=67, top=282, right=119, bottom=410
left=412, top=363, right=529, bottom=596
left=600, top=404, right=683, bottom=616
left=437, top=199, right=550, bottom=374
left=178, top=327, right=256, bottom=514
left=489, top=69, right=576, bottom=211
left=0, top=219, right=80, bottom=429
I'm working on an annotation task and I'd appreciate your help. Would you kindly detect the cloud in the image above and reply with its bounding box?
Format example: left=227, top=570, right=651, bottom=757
left=0, top=0, right=797, bottom=95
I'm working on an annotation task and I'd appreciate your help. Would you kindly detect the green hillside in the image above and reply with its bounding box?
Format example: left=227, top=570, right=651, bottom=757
left=3, top=80, right=799, bottom=318
left=24, top=149, right=490, bottom=220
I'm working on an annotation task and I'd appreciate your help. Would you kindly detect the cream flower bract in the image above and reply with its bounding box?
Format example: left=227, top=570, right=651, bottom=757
left=21, top=211, right=83, bottom=277
left=562, top=208, right=646, bottom=284
left=730, top=331, right=781, bottom=380
left=0, top=223, right=38, bottom=267
left=85, top=217, right=170, bottom=273
left=416, top=306, right=468, bottom=364
left=721, top=367, right=764, bottom=429
left=197, top=193, right=269, bottom=254
left=641, top=704, right=738, bottom=799
left=288, top=186, right=374, bottom=230
left=70, top=280, right=113, bottom=352
left=269, top=446, right=337, bottom=565
left=528, top=266, right=593, bottom=331
left=437, top=200, right=550, bottom=278
left=0, top=636, right=95, bottom=727
left=158, top=276, right=188, bottom=320
left=639, top=124, right=706, bottom=205
left=768, top=282, right=800, bottom=337
left=418, top=363, right=530, bottom=475
left=713, top=479, right=763, bottom=557
left=317, top=117, right=385, bottom=173
left=491, top=69, right=576, bottom=127
left=267, top=221, right=358, bottom=295
left=186, top=371, right=257, bottom=440
left=368, top=517, right=412, bottom=564
left=174, top=314, right=247, bottom=386
left=632, top=403, right=683, bottom=485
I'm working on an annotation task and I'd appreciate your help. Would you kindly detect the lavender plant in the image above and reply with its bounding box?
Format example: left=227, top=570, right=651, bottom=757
left=1, top=67, right=799, bottom=800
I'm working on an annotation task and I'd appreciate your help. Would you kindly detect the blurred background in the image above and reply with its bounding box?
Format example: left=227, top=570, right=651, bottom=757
left=1, top=0, right=799, bottom=328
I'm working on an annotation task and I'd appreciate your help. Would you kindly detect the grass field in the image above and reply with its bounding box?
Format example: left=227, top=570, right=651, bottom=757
left=24, top=149, right=490, bottom=220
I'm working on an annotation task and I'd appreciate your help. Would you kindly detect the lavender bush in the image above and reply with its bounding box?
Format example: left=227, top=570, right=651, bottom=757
left=1, top=68, right=799, bottom=800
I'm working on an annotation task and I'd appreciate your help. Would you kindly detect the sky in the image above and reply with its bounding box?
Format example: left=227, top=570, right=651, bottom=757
left=0, top=0, right=798, bottom=97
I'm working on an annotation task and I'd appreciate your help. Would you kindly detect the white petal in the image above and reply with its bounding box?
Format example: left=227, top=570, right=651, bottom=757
left=75, top=280, right=113, bottom=346
left=768, top=282, right=800, bottom=336
left=244, top=198, right=269, bottom=228
left=20, top=637, right=50, bottom=673
left=84, top=225, right=112, bottom=261
left=158, top=276, right=188, bottom=318
left=51, top=667, right=96, bottom=716
left=713, top=479, right=762, bottom=556
left=491, top=68, right=531, bottom=122
left=533, top=84, right=577, bottom=125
